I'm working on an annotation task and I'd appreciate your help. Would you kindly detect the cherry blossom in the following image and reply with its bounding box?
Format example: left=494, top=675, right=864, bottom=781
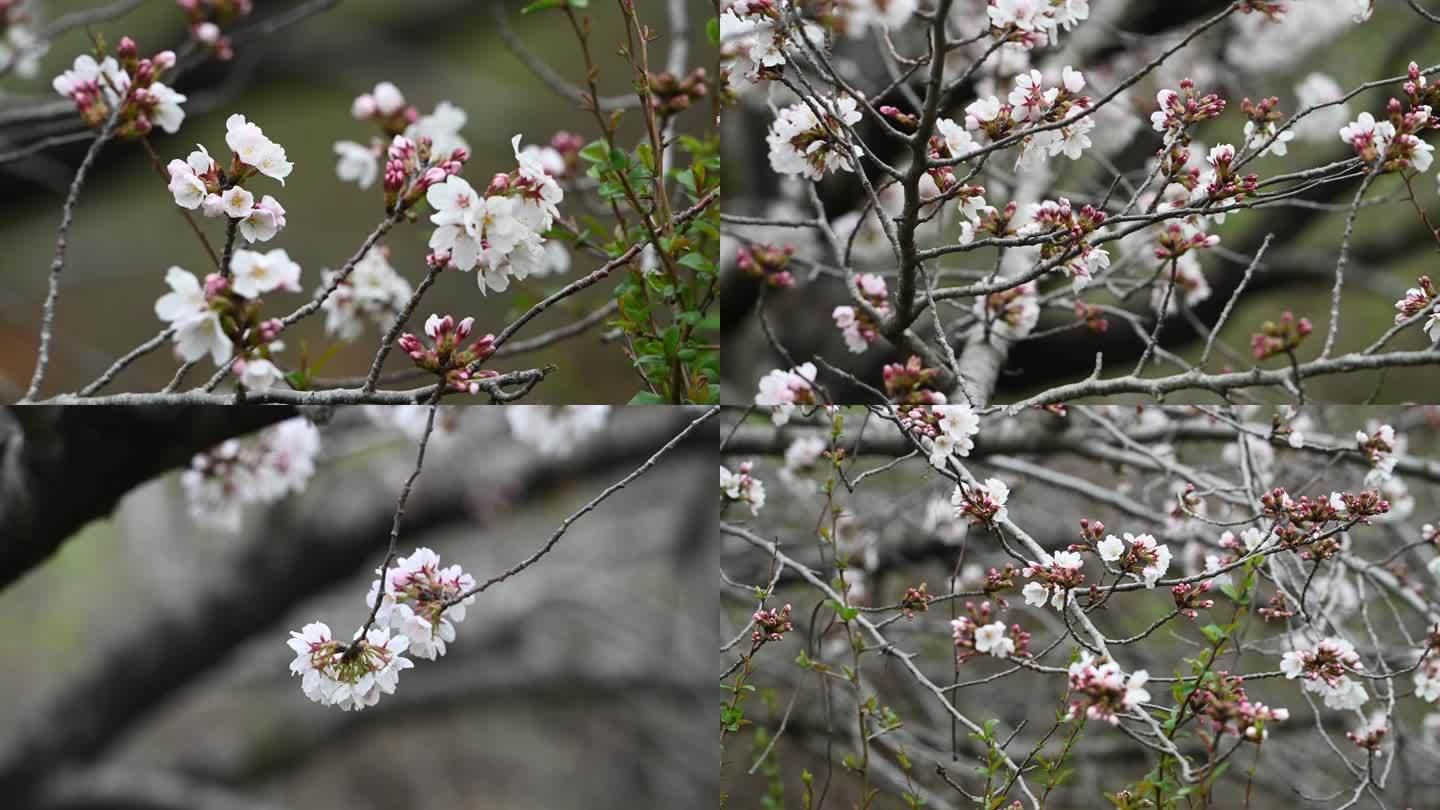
left=365, top=547, right=476, bottom=660
left=754, top=362, right=818, bottom=425
left=721, top=461, right=766, bottom=514
left=230, top=248, right=301, bottom=299
left=181, top=417, right=321, bottom=531
left=503, top=406, right=612, bottom=456
left=318, top=247, right=414, bottom=341
left=766, top=96, right=863, bottom=181
left=1281, top=636, right=1369, bottom=711
left=1066, top=653, right=1149, bottom=724
left=287, top=622, right=414, bottom=711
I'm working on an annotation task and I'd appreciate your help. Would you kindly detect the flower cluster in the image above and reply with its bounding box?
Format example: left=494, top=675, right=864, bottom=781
left=898, top=402, right=980, bottom=468
left=167, top=114, right=292, bottom=244
left=1347, top=715, right=1389, bottom=752
left=317, top=246, right=414, bottom=340
left=973, top=279, right=1039, bottom=341
left=1240, top=95, right=1294, bottom=157
left=1186, top=670, right=1290, bottom=742
left=334, top=83, right=475, bottom=193
left=1280, top=636, right=1369, bottom=710
left=647, top=67, right=709, bottom=115
left=778, top=434, right=827, bottom=495
left=953, top=477, right=1009, bottom=526
left=719, top=1, right=815, bottom=91
left=287, top=622, right=413, bottom=711
left=767, top=96, right=863, bottom=180
left=1066, top=653, right=1149, bottom=724
left=1017, top=197, right=1109, bottom=291
left=721, top=461, right=767, bottom=515
left=1339, top=64, right=1437, bottom=173
left=1393, top=276, right=1440, bottom=343
left=1150, top=80, right=1227, bottom=140
left=154, top=249, right=301, bottom=384
left=736, top=243, right=796, bottom=289
left=504, top=406, right=612, bottom=457
left=1171, top=581, right=1215, bottom=620
left=1021, top=549, right=1084, bottom=610
left=882, top=356, right=946, bottom=405
left=1250, top=311, right=1313, bottom=360
left=0, top=0, right=45, bottom=78
left=180, top=417, right=321, bottom=531
left=53, top=37, right=185, bottom=136
left=1415, top=656, right=1440, bottom=704
left=177, top=0, right=252, bottom=60
left=986, top=0, right=1090, bottom=49
left=365, top=547, right=476, bottom=660
left=961, top=67, right=1094, bottom=170
left=752, top=603, right=793, bottom=643
left=424, top=135, right=563, bottom=293
left=396, top=314, right=498, bottom=395
left=1355, top=422, right=1400, bottom=481
left=832, top=274, right=890, bottom=353
left=951, top=601, right=1030, bottom=663
left=755, top=362, right=818, bottom=425
left=1096, top=532, right=1172, bottom=589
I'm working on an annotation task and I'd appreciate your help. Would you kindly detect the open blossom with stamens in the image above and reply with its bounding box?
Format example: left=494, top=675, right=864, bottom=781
left=396, top=314, right=498, bottom=395
left=366, top=547, right=475, bottom=660
left=755, top=362, right=818, bottom=425
left=898, top=401, right=980, bottom=468
left=168, top=113, right=290, bottom=240
left=424, top=134, right=559, bottom=294
left=1280, top=636, right=1369, bottom=710
left=287, top=622, right=414, bottom=711
left=53, top=38, right=185, bottom=136
left=721, top=461, right=766, bottom=514
left=1066, top=653, right=1149, bottom=724
left=504, top=406, right=612, bottom=457
left=1021, top=549, right=1083, bottom=610
left=951, top=601, right=1030, bottom=663
left=953, top=478, right=1009, bottom=526
left=230, top=248, right=301, bottom=299
left=1097, top=532, right=1172, bottom=588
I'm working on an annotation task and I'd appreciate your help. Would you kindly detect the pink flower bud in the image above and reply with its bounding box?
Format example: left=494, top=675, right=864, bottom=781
left=153, top=50, right=176, bottom=70
left=456, top=316, right=474, bottom=340
left=487, top=173, right=510, bottom=194
left=117, top=37, right=138, bottom=59
left=351, top=93, right=377, bottom=120
left=204, top=272, right=228, bottom=297
left=194, top=22, right=220, bottom=44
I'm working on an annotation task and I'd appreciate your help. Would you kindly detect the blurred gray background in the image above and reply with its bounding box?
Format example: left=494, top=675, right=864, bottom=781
left=0, top=405, right=716, bottom=809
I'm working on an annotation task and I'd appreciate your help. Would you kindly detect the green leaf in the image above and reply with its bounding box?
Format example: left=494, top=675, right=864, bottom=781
left=628, top=391, right=666, bottom=404
left=706, top=15, right=720, bottom=46
left=521, top=0, right=584, bottom=13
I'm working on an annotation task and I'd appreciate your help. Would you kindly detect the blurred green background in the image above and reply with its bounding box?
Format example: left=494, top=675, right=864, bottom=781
left=0, top=0, right=711, bottom=402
